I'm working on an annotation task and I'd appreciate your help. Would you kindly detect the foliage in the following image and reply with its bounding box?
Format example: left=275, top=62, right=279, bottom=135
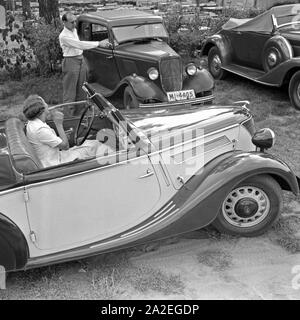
left=23, top=18, right=63, bottom=75
left=0, top=13, right=35, bottom=80
left=164, top=7, right=264, bottom=59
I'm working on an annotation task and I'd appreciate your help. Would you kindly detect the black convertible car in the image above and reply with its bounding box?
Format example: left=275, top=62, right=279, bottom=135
left=201, top=4, right=300, bottom=110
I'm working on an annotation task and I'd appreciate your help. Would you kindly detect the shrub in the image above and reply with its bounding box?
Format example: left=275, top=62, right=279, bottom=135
left=23, top=18, right=63, bottom=75
left=0, top=13, right=36, bottom=81
left=165, top=7, right=264, bottom=58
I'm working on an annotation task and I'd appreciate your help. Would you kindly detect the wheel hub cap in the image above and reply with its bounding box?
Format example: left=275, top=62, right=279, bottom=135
left=235, top=198, right=259, bottom=218
left=222, top=186, right=270, bottom=228
left=268, top=52, right=277, bottom=67
left=212, top=55, right=221, bottom=72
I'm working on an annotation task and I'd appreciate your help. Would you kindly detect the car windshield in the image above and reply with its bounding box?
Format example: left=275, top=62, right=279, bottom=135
left=112, top=23, right=168, bottom=43
left=276, top=14, right=300, bottom=28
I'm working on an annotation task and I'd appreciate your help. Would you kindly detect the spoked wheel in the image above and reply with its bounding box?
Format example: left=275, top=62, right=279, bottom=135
left=207, top=46, right=227, bottom=80
left=289, top=71, right=300, bottom=110
left=213, top=175, right=282, bottom=237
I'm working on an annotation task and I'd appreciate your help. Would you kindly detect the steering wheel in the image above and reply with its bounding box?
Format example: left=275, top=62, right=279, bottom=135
left=74, top=104, right=96, bottom=146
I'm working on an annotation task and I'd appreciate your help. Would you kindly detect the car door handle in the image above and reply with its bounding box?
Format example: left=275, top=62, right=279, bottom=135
left=106, top=55, right=113, bottom=59
left=139, top=169, right=154, bottom=179
left=65, top=128, right=74, bottom=135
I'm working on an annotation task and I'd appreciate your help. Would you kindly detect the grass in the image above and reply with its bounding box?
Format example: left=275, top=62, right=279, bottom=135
left=268, top=215, right=300, bottom=253
left=197, top=249, right=232, bottom=271
left=0, top=74, right=63, bottom=121
left=0, top=251, right=184, bottom=299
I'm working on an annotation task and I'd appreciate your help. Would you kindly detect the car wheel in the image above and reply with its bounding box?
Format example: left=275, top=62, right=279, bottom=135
left=212, top=175, right=282, bottom=237
left=289, top=71, right=300, bottom=110
left=262, top=37, right=293, bottom=72
left=208, top=46, right=227, bottom=80
left=123, top=86, right=139, bottom=109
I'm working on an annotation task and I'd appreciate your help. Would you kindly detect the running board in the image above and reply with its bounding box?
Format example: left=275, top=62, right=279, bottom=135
left=223, top=64, right=280, bottom=87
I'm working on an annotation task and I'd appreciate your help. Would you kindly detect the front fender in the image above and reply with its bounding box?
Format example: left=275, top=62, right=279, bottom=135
left=119, top=75, right=167, bottom=102
left=133, top=151, right=299, bottom=241
left=201, top=34, right=232, bottom=65
left=0, top=213, right=29, bottom=272
left=183, top=68, right=215, bottom=93
left=258, top=57, right=300, bottom=86
left=189, top=151, right=299, bottom=201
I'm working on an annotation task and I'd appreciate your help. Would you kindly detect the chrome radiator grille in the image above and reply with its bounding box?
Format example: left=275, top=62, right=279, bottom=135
left=160, top=57, right=182, bottom=92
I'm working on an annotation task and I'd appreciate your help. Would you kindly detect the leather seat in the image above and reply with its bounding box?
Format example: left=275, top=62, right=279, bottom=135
left=5, top=117, right=42, bottom=174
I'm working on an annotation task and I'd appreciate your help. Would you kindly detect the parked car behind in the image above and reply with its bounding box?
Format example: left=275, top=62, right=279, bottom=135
left=77, top=9, right=214, bottom=109
left=0, top=82, right=299, bottom=284
left=201, top=4, right=300, bottom=110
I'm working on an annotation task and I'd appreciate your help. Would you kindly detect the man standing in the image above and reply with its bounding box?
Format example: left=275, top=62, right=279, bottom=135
left=59, top=12, right=101, bottom=113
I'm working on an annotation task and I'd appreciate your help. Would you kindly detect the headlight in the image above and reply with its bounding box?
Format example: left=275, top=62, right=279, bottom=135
left=148, top=67, right=159, bottom=81
left=252, top=128, right=275, bottom=151
left=185, top=63, right=197, bottom=76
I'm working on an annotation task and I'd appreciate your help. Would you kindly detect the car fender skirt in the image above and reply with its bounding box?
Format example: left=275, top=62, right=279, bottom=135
left=0, top=213, right=29, bottom=272
left=201, top=35, right=232, bottom=65
left=123, top=75, right=166, bottom=102
left=183, top=68, right=214, bottom=93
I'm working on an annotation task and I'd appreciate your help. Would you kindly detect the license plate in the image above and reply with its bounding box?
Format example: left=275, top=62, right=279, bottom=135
left=167, top=89, right=195, bottom=102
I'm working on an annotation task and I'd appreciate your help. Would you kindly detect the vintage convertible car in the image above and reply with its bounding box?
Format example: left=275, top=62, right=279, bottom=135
left=201, top=4, right=300, bottom=110
left=77, top=9, right=214, bottom=109
left=0, top=83, right=299, bottom=284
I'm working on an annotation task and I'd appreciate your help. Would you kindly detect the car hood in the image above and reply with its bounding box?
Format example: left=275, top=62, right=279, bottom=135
left=117, top=40, right=179, bottom=59
left=123, top=104, right=251, bottom=141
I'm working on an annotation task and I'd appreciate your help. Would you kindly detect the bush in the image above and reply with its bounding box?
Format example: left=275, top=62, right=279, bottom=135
left=0, top=13, right=36, bottom=81
left=165, top=7, right=264, bottom=59
left=23, top=18, right=63, bottom=75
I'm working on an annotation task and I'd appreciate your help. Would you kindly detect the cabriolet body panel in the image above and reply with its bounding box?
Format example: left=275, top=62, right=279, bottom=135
left=0, top=89, right=299, bottom=274
left=25, top=150, right=299, bottom=270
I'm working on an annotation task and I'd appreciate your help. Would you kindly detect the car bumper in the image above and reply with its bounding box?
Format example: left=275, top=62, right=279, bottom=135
left=139, top=94, right=215, bottom=108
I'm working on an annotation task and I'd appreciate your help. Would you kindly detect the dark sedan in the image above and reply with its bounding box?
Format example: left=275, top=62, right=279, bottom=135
left=77, top=9, right=214, bottom=109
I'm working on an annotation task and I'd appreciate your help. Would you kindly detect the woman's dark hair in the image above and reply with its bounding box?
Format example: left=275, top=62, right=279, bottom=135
left=23, top=95, right=46, bottom=120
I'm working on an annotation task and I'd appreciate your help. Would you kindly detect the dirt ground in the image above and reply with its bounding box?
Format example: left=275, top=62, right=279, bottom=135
left=129, top=227, right=300, bottom=300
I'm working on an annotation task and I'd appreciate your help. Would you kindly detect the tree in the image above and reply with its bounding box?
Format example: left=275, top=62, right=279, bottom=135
left=22, top=0, right=32, bottom=20
left=6, top=0, right=15, bottom=11
left=38, top=0, right=59, bottom=24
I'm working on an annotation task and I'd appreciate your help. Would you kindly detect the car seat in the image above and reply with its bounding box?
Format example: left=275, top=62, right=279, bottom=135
left=5, top=117, right=42, bottom=173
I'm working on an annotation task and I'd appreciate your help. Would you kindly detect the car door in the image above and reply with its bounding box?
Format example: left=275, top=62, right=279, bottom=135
left=80, top=22, right=120, bottom=90
left=24, top=147, right=161, bottom=255
left=230, top=30, right=270, bottom=69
